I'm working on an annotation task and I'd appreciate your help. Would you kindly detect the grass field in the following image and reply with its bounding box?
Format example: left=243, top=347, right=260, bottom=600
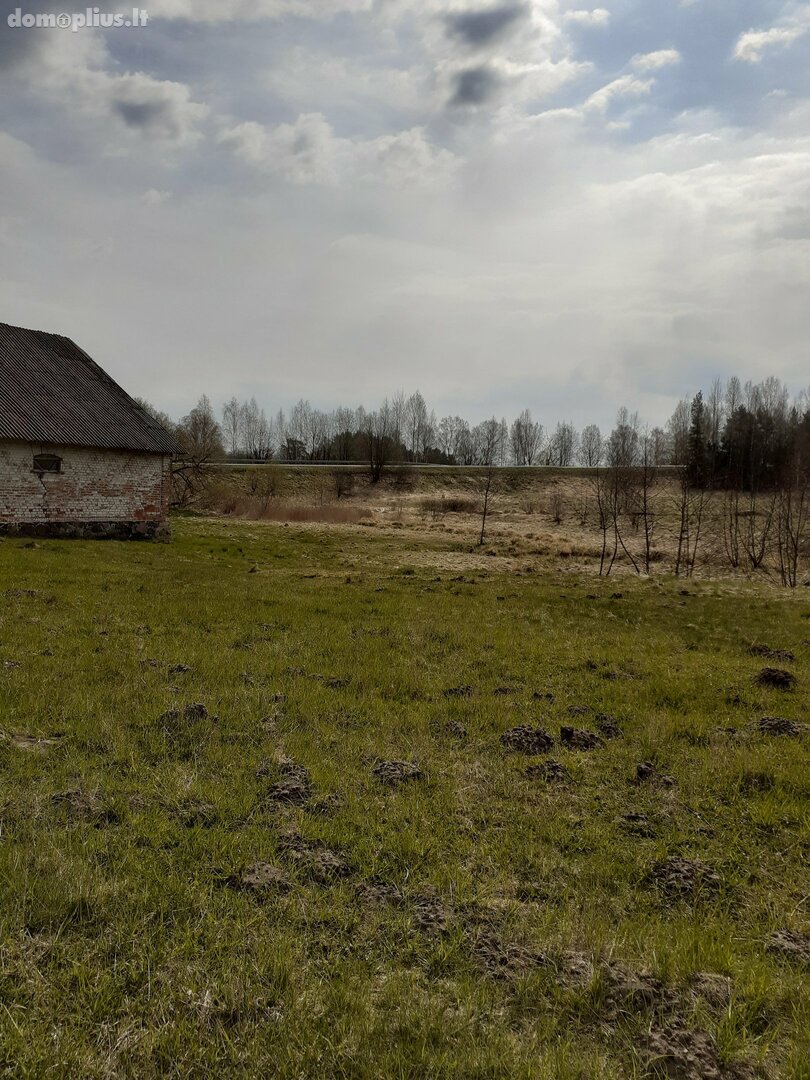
left=0, top=517, right=808, bottom=1078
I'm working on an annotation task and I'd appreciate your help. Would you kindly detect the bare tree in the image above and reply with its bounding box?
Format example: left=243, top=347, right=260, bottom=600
left=673, top=470, right=706, bottom=577
left=365, top=399, right=393, bottom=483
left=578, top=424, right=603, bottom=467
left=722, top=490, right=742, bottom=569
left=405, top=391, right=430, bottom=463
left=240, top=397, right=272, bottom=461
left=222, top=397, right=241, bottom=456
left=775, top=481, right=809, bottom=587
left=608, top=407, right=639, bottom=469
left=741, top=493, right=776, bottom=572
left=476, top=417, right=504, bottom=545
left=548, top=421, right=578, bottom=467
left=510, top=409, right=543, bottom=465
left=666, top=399, right=690, bottom=467
left=173, top=395, right=224, bottom=505
left=639, top=427, right=660, bottom=574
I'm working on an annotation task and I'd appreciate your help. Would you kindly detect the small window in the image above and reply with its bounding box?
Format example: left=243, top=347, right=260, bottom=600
left=33, top=454, right=62, bottom=474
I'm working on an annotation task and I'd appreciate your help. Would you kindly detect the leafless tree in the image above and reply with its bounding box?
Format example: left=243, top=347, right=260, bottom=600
left=634, top=429, right=659, bottom=573
left=722, top=490, right=742, bottom=569
left=332, top=406, right=357, bottom=462
left=607, top=408, right=639, bottom=468
left=741, top=493, right=776, bottom=571
left=774, top=482, right=808, bottom=587
left=173, top=395, right=224, bottom=505
left=510, top=409, right=543, bottom=465
left=548, top=421, right=578, bottom=466
left=476, top=417, right=504, bottom=545
left=240, top=397, right=272, bottom=460
left=578, top=424, right=603, bottom=466
left=365, top=399, right=393, bottom=483
left=405, top=391, right=431, bottom=463
left=667, top=398, right=690, bottom=467
left=222, top=397, right=241, bottom=456
left=650, top=426, right=670, bottom=465
left=673, top=470, right=706, bottom=577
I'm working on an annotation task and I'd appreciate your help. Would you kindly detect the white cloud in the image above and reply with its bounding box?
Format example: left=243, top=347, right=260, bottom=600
left=7, top=29, right=208, bottom=146
left=585, top=74, right=653, bottom=112
left=141, top=188, right=172, bottom=206
left=631, top=48, right=682, bottom=72
left=148, top=0, right=373, bottom=21
left=564, top=9, right=611, bottom=26
left=734, top=8, right=810, bottom=63
left=218, top=113, right=457, bottom=187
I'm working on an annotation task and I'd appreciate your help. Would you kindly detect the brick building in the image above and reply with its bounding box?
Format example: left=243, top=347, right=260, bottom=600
left=0, top=321, right=181, bottom=540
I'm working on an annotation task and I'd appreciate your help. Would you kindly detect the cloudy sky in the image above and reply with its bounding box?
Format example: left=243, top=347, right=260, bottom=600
left=1, top=0, right=808, bottom=428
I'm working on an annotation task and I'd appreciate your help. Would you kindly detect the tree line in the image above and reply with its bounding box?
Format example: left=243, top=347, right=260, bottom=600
left=143, top=376, right=810, bottom=491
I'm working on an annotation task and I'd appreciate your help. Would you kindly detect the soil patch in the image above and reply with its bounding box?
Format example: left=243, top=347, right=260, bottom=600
left=526, top=759, right=571, bottom=783
left=500, top=726, right=554, bottom=754
left=560, top=726, right=604, bottom=750
left=371, top=760, right=423, bottom=785
left=648, top=857, right=721, bottom=901
left=756, top=717, right=808, bottom=737
left=753, top=668, right=795, bottom=690
left=766, top=929, right=810, bottom=967
left=633, top=762, right=677, bottom=788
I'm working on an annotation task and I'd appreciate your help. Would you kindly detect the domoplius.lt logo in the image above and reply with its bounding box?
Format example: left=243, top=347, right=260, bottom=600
left=7, top=7, right=148, bottom=30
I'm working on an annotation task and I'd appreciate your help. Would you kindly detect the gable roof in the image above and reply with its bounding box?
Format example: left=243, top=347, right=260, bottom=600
left=0, top=322, right=181, bottom=454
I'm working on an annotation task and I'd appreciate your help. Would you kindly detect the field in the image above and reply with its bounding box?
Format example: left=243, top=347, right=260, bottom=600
left=0, top=515, right=808, bottom=1078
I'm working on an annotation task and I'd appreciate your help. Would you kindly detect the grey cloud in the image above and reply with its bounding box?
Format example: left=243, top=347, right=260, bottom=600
left=114, top=100, right=171, bottom=130
left=449, top=65, right=501, bottom=106
left=0, top=0, right=62, bottom=70
left=445, top=2, right=529, bottom=48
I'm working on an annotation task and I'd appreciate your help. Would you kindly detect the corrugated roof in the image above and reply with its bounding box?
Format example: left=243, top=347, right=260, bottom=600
left=0, top=322, right=181, bottom=454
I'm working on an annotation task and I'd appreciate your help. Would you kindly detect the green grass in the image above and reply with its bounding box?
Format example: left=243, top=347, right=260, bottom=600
left=0, top=518, right=808, bottom=1078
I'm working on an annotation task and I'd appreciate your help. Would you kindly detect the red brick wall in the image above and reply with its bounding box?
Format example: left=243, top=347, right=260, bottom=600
left=0, top=441, right=171, bottom=523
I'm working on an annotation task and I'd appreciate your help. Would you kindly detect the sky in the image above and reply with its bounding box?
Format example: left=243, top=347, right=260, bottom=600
left=1, top=0, right=809, bottom=430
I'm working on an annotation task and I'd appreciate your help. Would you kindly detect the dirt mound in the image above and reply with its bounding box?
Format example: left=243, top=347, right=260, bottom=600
left=560, top=726, right=604, bottom=750
left=753, top=667, right=796, bottom=690
left=500, top=726, right=554, bottom=754
left=306, top=848, right=352, bottom=883
left=444, top=685, right=474, bottom=698
left=756, top=716, right=808, bottom=737
left=748, top=644, right=794, bottom=663
left=371, top=760, right=423, bottom=785
left=603, top=962, right=667, bottom=1015
left=443, top=720, right=469, bottom=740
left=649, top=857, right=721, bottom=900
left=595, top=714, right=623, bottom=739
left=687, top=972, right=732, bottom=1009
left=51, top=790, right=116, bottom=825
left=468, top=928, right=545, bottom=979
left=412, top=890, right=454, bottom=934
left=264, top=776, right=310, bottom=805
left=308, top=793, right=344, bottom=816
left=566, top=705, right=591, bottom=717
left=277, top=832, right=351, bottom=883
left=766, top=929, right=810, bottom=967
left=229, top=863, right=290, bottom=894
left=619, top=812, right=657, bottom=838
left=638, top=1025, right=753, bottom=1079
left=357, top=880, right=403, bottom=907
left=526, top=759, right=571, bottom=783
left=4, top=733, right=61, bottom=753
left=633, top=762, right=677, bottom=788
